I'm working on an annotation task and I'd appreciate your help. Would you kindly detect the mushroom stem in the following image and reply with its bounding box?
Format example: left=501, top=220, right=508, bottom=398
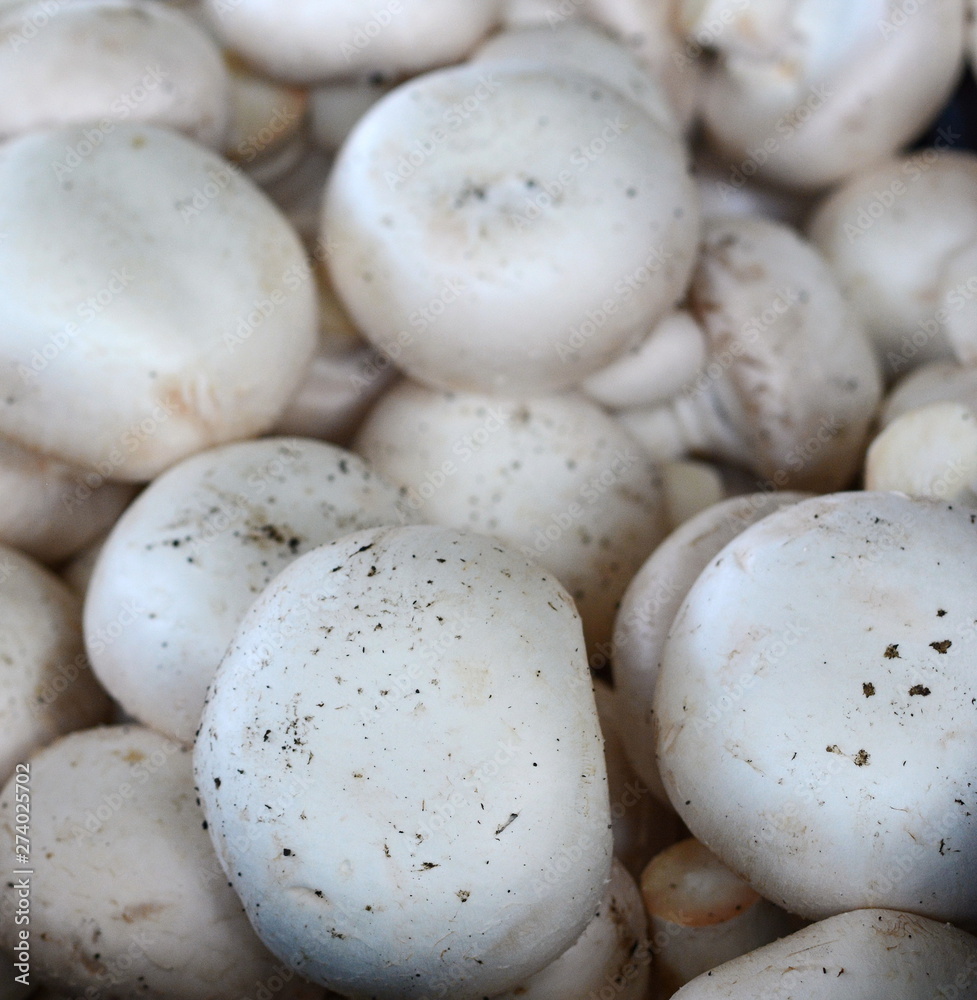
left=640, top=838, right=792, bottom=998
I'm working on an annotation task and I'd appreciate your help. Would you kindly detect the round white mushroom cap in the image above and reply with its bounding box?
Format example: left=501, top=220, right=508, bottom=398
left=690, top=0, right=966, bottom=190
left=354, top=382, right=668, bottom=655
left=0, top=123, right=318, bottom=481
left=0, top=545, right=112, bottom=784
left=808, top=151, right=977, bottom=378
left=656, top=491, right=977, bottom=924
left=0, top=725, right=294, bottom=999
left=324, top=64, right=700, bottom=395
left=881, top=360, right=977, bottom=425
left=671, top=908, right=977, bottom=998
left=84, top=438, right=410, bottom=745
left=0, top=0, right=230, bottom=147
left=203, top=0, right=503, bottom=85
left=865, top=402, right=977, bottom=505
left=195, top=524, right=612, bottom=998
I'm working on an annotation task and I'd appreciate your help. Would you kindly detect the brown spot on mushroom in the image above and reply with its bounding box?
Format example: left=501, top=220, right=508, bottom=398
left=121, top=902, right=168, bottom=923
left=909, top=685, right=931, bottom=697
left=884, top=644, right=900, bottom=659
left=853, top=750, right=870, bottom=767
left=121, top=749, right=146, bottom=764
left=862, top=682, right=875, bottom=697
left=930, top=640, right=951, bottom=654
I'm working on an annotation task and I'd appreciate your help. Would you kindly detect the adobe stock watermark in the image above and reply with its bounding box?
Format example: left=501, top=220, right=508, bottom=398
left=11, top=763, right=31, bottom=988
left=339, top=0, right=404, bottom=63
left=6, top=0, right=72, bottom=51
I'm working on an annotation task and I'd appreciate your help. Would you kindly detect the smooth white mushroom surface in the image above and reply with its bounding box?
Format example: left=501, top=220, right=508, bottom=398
left=0, top=0, right=230, bottom=147
left=324, top=63, right=700, bottom=395
left=0, top=437, right=134, bottom=564
left=865, top=402, right=977, bottom=506
left=0, top=725, right=295, bottom=1000
left=195, top=525, right=611, bottom=999
left=0, top=545, right=111, bottom=784
left=0, top=123, right=318, bottom=481
left=881, top=361, right=977, bottom=426
left=354, top=381, right=667, bottom=654
left=203, top=0, right=503, bottom=84
left=809, top=151, right=977, bottom=377
left=84, top=438, right=409, bottom=745
left=656, top=492, right=977, bottom=924
left=671, top=908, right=977, bottom=998
left=622, top=216, right=882, bottom=491
left=613, top=491, right=810, bottom=802
left=688, top=0, right=966, bottom=190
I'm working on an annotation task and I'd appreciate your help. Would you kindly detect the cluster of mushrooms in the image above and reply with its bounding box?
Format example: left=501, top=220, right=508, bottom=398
left=0, top=0, right=976, bottom=997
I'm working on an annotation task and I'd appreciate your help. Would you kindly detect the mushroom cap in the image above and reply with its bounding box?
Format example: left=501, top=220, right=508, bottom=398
left=0, top=725, right=291, bottom=999
left=696, top=0, right=966, bottom=190
left=671, top=908, right=977, bottom=998
left=323, top=64, right=700, bottom=395
left=685, top=215, right=882, bottom=490
left=0, top=436, right=134, bottom=564
left=0, top=544, right=111, bottom=783
left=195, top=524, right=611, bottom=998
left=656, top=491, right=977, bottom=924
left=864, top=402, right=977, bottom=503
left=354, top=381, right=668, bottom=654
left=83, top=438, right=409, bottom=745
left=882, top=360, right=977, bottom=426
left=613, top=491, right=810, bottom=801
left=0, top=123, right=318, bottom=480
left=808, top=151, right=977, bottom=375
left=203, top=0, right=503, bottom=85
left=0, top=0, right=230, bottom=146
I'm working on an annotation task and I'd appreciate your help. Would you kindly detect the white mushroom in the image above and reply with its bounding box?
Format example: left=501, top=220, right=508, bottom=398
left=203, top=0, right=503, bottom=85
left=324, top=63, right=700, bottom=395
left=864, top=402, right=977, bottom=506
left=354, top=381, right=668, bottom=655
left=0, top=725, right=301, bottom=999
left=640, top=838, right=792, bottom=997
left=671, top=908, right=977, bottom=998
left=0, top=123, right=318, bottom=481
left=0, top=0, right=230, bottom=147
left=0, top=545, right=111, bottom=784
left=490, top=858, right=651, bottom=1000
left=655, top=491, right=977, bottom=924
left=620, top=216, right=882, bottom=491
left=808, top=151, right=977, bottom=377
left=0, top=437, right=134, bottom=564
left=686, top=0, right=966, bottom=190
left=84, top=438, right=409, bottom=745
left=195, top=525, right=612, bottom=998
left=613, top=491, right=810, bottom=802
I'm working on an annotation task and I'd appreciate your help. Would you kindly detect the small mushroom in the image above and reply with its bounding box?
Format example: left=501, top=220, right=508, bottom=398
left=354, top=381, right=668, bottom=655
left=620, top=216, right=882, bottom=491
left=686, top=0, right=966, bottom=190
left=0, top=545, right=112, bottom=784
left=640, top=837, right=793, bottom=998
left=84, top=438, right=409, bottom=744
left=671, top=908, right=977, bottom=998
left=809, top=151, right=977, bottom=377
left=0, top=725, right=298, bottom=999
left=865, top=402, right=977, bottom=506
left=0, top=0, right=230, bottom=147
left=323, top=63, right=700, bottom=395
left=613, top=491, right=810, bottom=802
left=0, top=123, right=318, bottom=480
left=881, top=360, right=977, bottom=425
left=655, top=491, right=977, bottom=924
left=202, top=0, right=503, bottom=85
left=195, top=525, right=611, bottom=998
